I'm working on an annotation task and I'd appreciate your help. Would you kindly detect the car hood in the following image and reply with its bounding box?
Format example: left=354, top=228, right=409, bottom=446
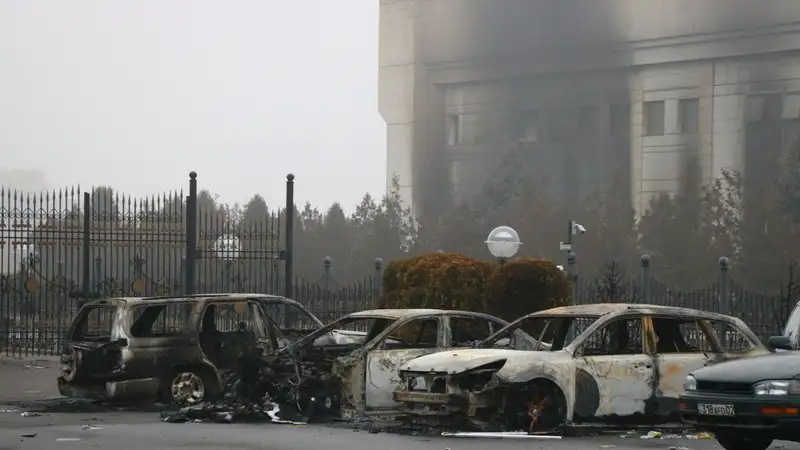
left=400, top=348, right=564, bottom=375
left=693, top=351, right=800, bottom=383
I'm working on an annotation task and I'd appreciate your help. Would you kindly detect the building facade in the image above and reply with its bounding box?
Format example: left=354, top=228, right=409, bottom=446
left=379, top=0, right=800, bottom=217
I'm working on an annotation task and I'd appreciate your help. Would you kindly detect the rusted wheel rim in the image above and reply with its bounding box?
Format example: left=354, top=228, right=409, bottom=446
left=170, top=372, right=205, bottom=405
left=60, top=347, right=77, bottom=382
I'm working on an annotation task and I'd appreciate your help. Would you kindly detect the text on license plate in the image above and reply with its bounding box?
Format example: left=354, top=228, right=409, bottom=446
left=698, top=403, right=735, bottom=416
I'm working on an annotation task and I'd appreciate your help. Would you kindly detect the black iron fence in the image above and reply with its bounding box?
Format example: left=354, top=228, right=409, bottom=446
left=567, top=254, right=795, bottom=342
left=0, top=172, right=795, bottom=356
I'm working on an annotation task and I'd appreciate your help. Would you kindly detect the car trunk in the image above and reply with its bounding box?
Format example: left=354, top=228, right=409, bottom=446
left=61, top=302, right=126, bottom=384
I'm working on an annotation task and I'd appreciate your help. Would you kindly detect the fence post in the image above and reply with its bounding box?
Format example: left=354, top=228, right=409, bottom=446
left=184, top=171, right=198, bottom=295
left=567, top=251, right=577, bottom=305
left=719, top=256, right=730, bottom=316
left=639, top=254, right=651, bottom=304
left=323, top=256, right=332, bottom=321
left=284, top=174, right=295, bottom=299
left=374, top=257, right=383, bottom=304
left=81, top=192, right=90, bottom=305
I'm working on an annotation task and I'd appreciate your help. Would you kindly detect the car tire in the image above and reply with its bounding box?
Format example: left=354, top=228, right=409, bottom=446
left=715, top=431, right=773, bottom=450
left=165, top=369, right=210, bottom=406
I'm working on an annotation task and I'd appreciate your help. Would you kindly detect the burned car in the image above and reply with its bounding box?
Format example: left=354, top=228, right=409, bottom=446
left=393, top=304, right=768, bottom=432
left=58, top=293, right=328, bottom=405
left=265, top=308, right=529, bottom=420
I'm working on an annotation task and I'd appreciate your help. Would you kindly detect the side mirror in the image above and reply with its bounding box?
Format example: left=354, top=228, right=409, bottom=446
left=769, top=336, right=793, bottom=351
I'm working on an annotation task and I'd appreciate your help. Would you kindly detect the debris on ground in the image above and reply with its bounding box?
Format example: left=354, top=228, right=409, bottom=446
left=668, top=447, right=691, bottom=450
left=55, top=437, right=81, bottom=442
left=20, top=433, right=37, bottom=438
left=641, top=430, right=662, bottom=439
left=20, top=411, right=41, bottom=417
left=440, top=431, right=562, bottom=439
left=81, top=424, right=102, bottom=430
left=693, top=431, right=713, bottom=439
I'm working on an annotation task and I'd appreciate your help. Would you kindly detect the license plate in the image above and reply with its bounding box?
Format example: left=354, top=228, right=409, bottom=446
left=698, top=403, right=735, bottom=416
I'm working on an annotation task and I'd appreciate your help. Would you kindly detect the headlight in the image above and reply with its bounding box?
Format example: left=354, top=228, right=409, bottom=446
left=753, top=380, right=800, bottom=396
left=684, top=375, right=697, bottom=391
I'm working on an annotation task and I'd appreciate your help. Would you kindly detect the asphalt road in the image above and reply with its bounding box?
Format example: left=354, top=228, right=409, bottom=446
left=1, top=355, right=799, bottom=450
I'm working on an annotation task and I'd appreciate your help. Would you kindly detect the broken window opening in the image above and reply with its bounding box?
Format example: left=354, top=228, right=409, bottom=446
left=644, top=101, right=665, bottom=136
left=705, top=319, right=757, bottom=353
left=449, top=316, right=497, bottom=347
left=130, top=302, right=195, bottom=338
left=652, top=317, right=709, bottom=353
left=482, top=315, right=598, bottom=351
left=583, top=317, right=643, bottom=356
left=72, top=305, right=116, bottom=342
left=385, top=318, right=439, bottom=349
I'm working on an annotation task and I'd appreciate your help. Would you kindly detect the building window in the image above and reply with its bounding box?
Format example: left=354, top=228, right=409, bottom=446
left=644, top=101, right=665, bottom=136
left=446, top=114, right=460, bottom=146
left=578, top=106, right=601, bottom=136
left=746, top=94, right=782, bottom=123
left=512, top=110, right=539, bottom=143
left=610, top=104, right=630, bottom=137
left=679, top=98, right=700, bottom=134
left=781, top=94, right=800, bottom=120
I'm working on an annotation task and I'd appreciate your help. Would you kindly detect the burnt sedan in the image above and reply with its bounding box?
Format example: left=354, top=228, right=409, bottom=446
left=269, top=308, right=531, bottom=420
left=679, top=337, right=800, bottom=450
left=393, top=304, right=768, bottom=432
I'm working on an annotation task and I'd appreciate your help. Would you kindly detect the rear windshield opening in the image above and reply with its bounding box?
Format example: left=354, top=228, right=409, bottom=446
left=72, top=305, right=116, bottom=342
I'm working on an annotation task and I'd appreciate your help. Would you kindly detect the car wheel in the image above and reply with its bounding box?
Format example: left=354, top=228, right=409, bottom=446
left=169, top=371, right=207, bottom=405
left=60, top=346, right=84, bottom=382
left=715, top=431, right=773, bottom=450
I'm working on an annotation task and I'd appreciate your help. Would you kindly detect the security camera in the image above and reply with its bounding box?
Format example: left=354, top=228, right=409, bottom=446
left=572, top=222, right=587, bottom=234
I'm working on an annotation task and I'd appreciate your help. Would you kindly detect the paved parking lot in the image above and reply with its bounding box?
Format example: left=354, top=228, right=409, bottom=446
left=0, top=354, right=797, bottom=450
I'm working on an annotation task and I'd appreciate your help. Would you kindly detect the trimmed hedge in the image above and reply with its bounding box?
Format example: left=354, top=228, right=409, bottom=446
left=485, top=257, right=571, bottom=321
left=380, top=253, right=571, bottom=321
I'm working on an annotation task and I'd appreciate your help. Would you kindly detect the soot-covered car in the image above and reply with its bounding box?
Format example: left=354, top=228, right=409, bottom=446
left=58, top=293, right=330, bottom=405
left=263, top=308, right=531, bottom=420
left=393, top=304, right=768, bottom=432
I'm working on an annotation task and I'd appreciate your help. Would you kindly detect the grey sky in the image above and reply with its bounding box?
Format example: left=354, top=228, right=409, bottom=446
left=0, top=0, right=384, bottom=212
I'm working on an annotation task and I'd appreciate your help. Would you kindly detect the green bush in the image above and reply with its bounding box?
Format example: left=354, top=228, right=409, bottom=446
left=486, top=258, right=571, bottom=321
left=380, top=253, right=571, bottom=321
left=380, top=252, right=494, bottom=311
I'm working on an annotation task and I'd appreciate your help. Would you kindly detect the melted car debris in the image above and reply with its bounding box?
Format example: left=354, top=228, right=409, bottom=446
left=160, top=353, right=339, bottom=425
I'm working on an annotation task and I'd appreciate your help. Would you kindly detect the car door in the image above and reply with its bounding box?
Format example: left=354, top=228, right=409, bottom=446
left=648, top=316, right=714, bottom=419
left=573, top=315, right=655, bottom=419
left=363, top=316, right=443, bottom=411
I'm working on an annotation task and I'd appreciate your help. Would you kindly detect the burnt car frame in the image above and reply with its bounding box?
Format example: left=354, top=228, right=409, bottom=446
left=58, top=293, right=327, bottom=404
left=393, top=304, right=768, bottom=431
left=270, top=308, right=532, bottom=419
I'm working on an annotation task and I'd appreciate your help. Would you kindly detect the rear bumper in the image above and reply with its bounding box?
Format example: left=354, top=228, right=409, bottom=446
left=680, top=391, right=800, bottom=430
left=58, top=376, right=160, bottom=402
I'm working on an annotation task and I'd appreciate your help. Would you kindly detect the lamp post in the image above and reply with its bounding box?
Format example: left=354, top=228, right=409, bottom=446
left=485, top=226, right=522, bottom=265
left=560, top=220, right=587, bottom=267
left=214, top=234, right=241, bottom=291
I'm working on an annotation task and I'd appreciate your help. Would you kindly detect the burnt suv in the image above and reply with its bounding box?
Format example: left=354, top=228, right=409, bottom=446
left=58, top=293, right=327, bottom=405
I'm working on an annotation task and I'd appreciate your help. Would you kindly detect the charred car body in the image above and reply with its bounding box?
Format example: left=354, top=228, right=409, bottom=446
left=393, top=304, right=768, bottom=431
left=59, top=293, right=329, bottom=404
left=59, top=297, right=523, bottom=421
left=262, top=308, right=531, bottom=420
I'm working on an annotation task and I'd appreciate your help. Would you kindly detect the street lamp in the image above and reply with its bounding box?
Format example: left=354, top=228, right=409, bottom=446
left=485, top=226, right=522, bottom=265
